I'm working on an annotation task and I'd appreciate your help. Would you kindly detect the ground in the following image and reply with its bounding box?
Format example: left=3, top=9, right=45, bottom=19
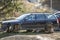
left=0, top=31, right=60, bottom=40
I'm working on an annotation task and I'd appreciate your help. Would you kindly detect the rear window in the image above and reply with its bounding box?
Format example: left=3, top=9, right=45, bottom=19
left=55, top=13, right=60, bottom=18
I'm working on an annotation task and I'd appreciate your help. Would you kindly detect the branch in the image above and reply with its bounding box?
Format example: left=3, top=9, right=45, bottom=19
left=0, top=1, right=12, bottom=12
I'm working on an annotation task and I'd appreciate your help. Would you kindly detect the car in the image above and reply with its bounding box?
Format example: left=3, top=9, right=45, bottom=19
left=1, top=13, right=58, bottom=33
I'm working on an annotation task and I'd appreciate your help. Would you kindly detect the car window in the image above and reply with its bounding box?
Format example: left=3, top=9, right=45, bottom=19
left=45, top=14, right=52, bottom=17
left=25, top=14, right=35, bottom=21
left=35, top=14, right=46, bottom=20
left=47, top=15, right=56, bottom=19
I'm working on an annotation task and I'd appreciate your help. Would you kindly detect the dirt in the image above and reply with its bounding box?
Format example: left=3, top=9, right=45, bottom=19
left=0, top=35, right=54, bottom=40
left=0, top=32, right=60, bottom=40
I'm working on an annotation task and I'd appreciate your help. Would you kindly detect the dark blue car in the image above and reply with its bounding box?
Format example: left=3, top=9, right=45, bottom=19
left=1, top=13, right=58, bottom=33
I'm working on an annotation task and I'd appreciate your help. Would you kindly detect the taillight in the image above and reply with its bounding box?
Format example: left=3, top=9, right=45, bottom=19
left=58, top=18, right=60, bottom=23
left=58, top=18, right=60, bottom=20
left=57, top=18, right=59, bottom=24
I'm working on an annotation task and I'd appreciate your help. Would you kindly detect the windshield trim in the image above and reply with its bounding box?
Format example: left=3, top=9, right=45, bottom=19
left=16, top=14, right=30, bottom=20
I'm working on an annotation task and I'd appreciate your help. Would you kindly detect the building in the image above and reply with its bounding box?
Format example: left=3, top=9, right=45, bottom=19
left=44, top=0, right=60, bottom=11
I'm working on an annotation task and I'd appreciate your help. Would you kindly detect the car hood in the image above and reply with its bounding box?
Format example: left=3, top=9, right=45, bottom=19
left=2, top=20, right=19, bottom=24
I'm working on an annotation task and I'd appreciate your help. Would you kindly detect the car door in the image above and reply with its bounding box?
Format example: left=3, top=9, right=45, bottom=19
left=35, top=14, right=46, bottom=24
left=22, top=14, right=35, bottom=28
left=35, top=14, right=47, bottom=27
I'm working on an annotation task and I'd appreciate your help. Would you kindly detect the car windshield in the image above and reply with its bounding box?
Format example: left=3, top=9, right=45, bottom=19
left=16, top=14, right=30, bottom=20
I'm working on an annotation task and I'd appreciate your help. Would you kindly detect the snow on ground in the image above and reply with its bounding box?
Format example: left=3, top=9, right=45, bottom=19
left=0, top=35, right=55, bottom=40
left=0, top=32, right=60, bottom=40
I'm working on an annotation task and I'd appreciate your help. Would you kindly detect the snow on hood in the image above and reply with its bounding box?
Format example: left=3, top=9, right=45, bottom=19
left=2, top=20, right=19, bottom=23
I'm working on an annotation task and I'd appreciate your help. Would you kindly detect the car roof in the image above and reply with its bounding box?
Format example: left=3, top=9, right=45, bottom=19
left=54, top=11, right=60, bottom=14
left=25, top=12, right=52, bottom=15
left=55, top=11, right=60, bottom=13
